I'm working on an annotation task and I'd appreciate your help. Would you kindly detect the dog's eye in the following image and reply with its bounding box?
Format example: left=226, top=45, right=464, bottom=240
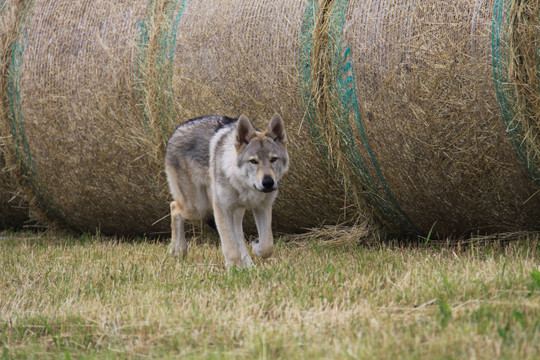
left=249, top=159, right=259, bottom=164
left=270, top=157, right=278, bottom=163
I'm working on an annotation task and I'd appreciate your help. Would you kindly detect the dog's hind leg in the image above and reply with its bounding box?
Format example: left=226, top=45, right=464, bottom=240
left=170, top=201, right=188, bottom=258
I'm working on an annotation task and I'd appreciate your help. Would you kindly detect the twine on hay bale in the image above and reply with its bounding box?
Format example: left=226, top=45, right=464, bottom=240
left=300, top=0, right=539, bottom=238
left=493, top=0, right=540, bottom=186
left=136, top=0, right=187, bottom=152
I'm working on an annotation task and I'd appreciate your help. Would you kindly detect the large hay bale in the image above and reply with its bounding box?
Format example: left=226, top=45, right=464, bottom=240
left=162, top=0, right=348, bottom=232
left=6, top=0, right=167, bottom=235
left=4, top=0, right=349, bottom=235
left=124, top=0, right=350, bottom=233
left=302, top=0, right=539, bottom=237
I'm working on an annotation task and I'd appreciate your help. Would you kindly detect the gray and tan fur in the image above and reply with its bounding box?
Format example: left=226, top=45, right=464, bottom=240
left=164, top=114, right=289, bottom=268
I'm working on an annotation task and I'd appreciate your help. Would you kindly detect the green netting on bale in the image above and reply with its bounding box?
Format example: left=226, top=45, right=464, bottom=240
left=298, top=0, right=421, bottom=236
left=135, top=2, right=151, bottom=135
left=8, top=0, right=68, bottom=225
left=156, top=0, right=185, bottom=144
left=492, top=0, right=540, bottom=187
left=136, top=0, right=186, bottom=147
left=298, top=0, right=329, bottom=157
left=328, top=0, right=420, bottom=235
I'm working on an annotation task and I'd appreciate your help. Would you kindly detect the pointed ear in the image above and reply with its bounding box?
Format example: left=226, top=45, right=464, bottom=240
left=235, top=114, right=255, bottom=150
left=268, top=113, right=287, bottom=148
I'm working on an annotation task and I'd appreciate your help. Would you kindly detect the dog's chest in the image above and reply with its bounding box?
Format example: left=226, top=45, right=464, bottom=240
left=215, top=183, right=273, bottom=210
left=237, top=189, right=272, bottom=209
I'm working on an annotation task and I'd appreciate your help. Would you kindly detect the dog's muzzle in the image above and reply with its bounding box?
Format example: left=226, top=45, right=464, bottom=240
left=260, top=176, right=276, bottom=193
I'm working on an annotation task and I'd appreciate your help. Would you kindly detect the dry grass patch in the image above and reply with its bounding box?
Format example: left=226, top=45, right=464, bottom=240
left=1, top=231, right=539, bottom=359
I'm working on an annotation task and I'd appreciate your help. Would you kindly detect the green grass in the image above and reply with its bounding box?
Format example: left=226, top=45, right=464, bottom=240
left=1, top=230, right=539, bottom=359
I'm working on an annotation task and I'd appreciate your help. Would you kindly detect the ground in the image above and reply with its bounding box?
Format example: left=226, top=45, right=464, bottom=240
left=1, top=230, right=539, bottom=359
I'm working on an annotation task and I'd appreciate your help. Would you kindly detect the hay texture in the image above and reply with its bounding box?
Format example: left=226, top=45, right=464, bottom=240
left=303, top=0, right=540, bottom=237
left=494, top=0, right=540, bottom=185
left=0, top=0, right=28, bottom=229
left=0, top=153, right=27, bottom=229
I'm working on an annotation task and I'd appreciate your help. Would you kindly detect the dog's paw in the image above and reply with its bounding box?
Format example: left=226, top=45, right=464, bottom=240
left=241, top=255, right=255, bottom=269
left=252, top=240, right=274, bottom=259
left=226, top=255, right=254, bottom=270
left=169, top=245, right=187, bottom=259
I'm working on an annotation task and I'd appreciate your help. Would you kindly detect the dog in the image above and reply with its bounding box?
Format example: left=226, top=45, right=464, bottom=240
left=164, top=114, right=289, bottom=268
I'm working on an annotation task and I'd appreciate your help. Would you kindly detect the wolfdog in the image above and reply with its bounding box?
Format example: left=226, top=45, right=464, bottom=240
left=164, top=114, right=289, bottom=268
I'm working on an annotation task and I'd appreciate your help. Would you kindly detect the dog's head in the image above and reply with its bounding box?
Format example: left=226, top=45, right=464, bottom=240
left=234, top=114, right=289, bottom=193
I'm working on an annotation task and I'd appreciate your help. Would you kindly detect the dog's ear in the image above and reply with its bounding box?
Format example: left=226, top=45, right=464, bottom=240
left=268, top=114, right=287, bottom=148
left=235, top=114, right=255, bottom=151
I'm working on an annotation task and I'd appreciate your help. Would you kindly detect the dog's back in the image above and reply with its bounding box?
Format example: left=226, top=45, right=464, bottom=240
left=164, top=116, right=237, bottom=219
left=165, top=115, right=237, bottom=170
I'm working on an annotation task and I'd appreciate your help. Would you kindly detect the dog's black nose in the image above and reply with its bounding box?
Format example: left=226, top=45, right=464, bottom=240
left=262, top=176, right=275, bottom=191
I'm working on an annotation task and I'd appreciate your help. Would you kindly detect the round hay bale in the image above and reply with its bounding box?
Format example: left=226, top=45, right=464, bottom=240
left=140, top=0, right=350, bottom=233
left=302, top=0, right=540, bottom=237
left=7, top=0, right=167, bottom=235
left=0, top=0, right=29, bottom=229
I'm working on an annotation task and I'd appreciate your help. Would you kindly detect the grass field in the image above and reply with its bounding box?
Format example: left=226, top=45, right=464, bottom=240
left=1, top=229, right=539, bottom=359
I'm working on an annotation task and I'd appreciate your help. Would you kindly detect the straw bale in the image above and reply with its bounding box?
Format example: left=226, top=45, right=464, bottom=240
left=161, top=0, right=350, bottom=232
left=0, top=0, right=28, bottom=228
left=309, top=0, right=539, bottom=237
left=7, top=0, right=168, bottom=235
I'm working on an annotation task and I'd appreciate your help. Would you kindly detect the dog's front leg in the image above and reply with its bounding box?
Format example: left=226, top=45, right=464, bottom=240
left=213, top=201, right=243, bottom=268
left=231, top=208, right=254, bottom=268
left=252, top=206, right=274, bottom=259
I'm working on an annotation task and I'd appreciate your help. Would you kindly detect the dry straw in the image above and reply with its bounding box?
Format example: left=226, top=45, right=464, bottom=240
left=302, top=0, right=539, bottom=238
left=0, top=152, right=27, bottom=229
left=497, top=0, right=540, bottom=184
